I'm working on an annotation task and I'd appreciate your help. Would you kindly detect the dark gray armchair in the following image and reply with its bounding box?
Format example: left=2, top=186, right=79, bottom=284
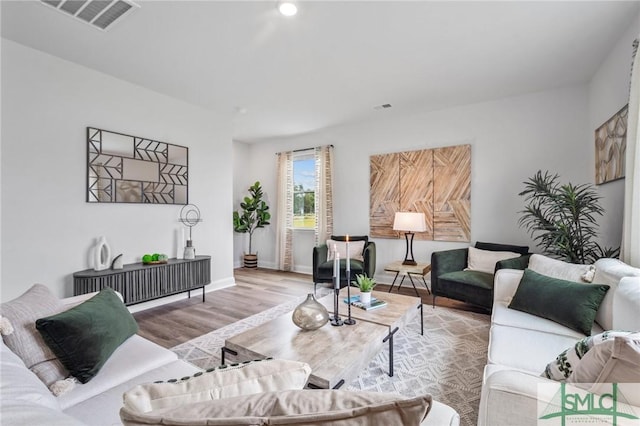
left=430, top=241, right=530, bottom=311
left=312, top=235, right=376, bottom=294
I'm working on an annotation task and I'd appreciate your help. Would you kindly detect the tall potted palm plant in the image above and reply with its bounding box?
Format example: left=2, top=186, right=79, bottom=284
left=233, top=181, right=271, bottom=268
left=518, top=170, right=619, bottom=264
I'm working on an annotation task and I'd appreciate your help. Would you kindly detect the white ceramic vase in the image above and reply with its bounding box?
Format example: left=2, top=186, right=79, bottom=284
left=93, top=236, right=111, bottom=271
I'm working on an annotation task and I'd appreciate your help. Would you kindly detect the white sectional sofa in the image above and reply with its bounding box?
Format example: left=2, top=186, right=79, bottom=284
left=478, top=258, right=640, bottom=426
left=1, top=290, right=459, bottom=425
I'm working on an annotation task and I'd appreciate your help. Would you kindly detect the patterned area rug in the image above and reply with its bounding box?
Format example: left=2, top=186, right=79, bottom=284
left=172, top=295, right=490, bottom=426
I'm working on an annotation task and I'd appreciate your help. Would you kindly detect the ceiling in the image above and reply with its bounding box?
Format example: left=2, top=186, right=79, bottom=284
left=2, top=1, right=639, bottom=143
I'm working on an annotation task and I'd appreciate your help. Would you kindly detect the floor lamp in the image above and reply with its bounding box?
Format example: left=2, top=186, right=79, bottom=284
left=393, top=212, right=427, bottom=265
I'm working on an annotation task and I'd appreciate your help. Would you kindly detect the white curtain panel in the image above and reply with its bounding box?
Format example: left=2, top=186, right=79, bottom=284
left=275, top=152, right=293, bottom=271
left=314, top=145, right=334, bottom=246
left=622, top=39, right=640, bottom=267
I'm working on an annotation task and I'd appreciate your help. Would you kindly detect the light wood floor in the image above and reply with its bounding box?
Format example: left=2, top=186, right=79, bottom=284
left=135, top=268, right=486, bottom=348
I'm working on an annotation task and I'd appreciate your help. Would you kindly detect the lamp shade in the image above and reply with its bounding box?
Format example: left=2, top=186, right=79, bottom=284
left=393, top=212, right=427, bottom=232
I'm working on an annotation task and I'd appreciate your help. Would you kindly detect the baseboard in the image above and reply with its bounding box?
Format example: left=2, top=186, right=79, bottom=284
left=127, top=276, right=236, bottom=313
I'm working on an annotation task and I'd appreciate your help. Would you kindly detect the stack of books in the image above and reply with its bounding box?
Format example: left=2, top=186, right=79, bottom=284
left=343, top=295, right=387, bottom=311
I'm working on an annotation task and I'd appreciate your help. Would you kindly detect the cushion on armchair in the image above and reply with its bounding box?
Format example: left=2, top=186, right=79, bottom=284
left=326, top=239, right=366, bottom=261
left=466, top=247, right=520, bottom=274
left=475, top=241, right=529, bottom=256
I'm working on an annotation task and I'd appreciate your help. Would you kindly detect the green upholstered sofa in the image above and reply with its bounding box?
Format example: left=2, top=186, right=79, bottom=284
left=312, top=235, right=376, bottom=294
left=430, top=242, right=530, bottom=311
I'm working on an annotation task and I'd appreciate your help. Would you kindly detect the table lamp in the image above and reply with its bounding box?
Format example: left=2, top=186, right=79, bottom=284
left=393, top=212, right=426, bottom=265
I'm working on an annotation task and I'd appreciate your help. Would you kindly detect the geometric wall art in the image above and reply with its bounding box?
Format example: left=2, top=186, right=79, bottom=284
left=595, top=104, right=628, bottom=185
left=86, top=127, right=188, bottom=204
left=370, top=144, right=470, bottom=242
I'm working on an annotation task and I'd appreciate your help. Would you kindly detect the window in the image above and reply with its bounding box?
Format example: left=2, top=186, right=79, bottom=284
left=293, top=154, right=316, bottom=229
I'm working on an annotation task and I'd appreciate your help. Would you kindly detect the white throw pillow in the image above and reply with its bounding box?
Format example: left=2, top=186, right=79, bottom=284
left=465, top=246, right=520, bottom=274
left=568, top=333, right=640, bottom=407
left=543, top=330, right=633, bottom=381
left=122, top=359, right=312, bottom=413
left=0, top=284, right=72, bottom=395
left=120, top=389, right=431, bottom=426
left=326, top=240, right=365, bottom=262
left=529, top=254, right=595, bottom=283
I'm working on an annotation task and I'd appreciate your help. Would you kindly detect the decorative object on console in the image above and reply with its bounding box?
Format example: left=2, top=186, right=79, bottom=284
left=175, top=228, right=185, bottom=260
left=179, top=203, right=202, bottom=261
left=292, top=293, right=330, bottom=331
left=111, top=253, right=124, bottom=270
left=393, top=212, right=427, bottom=265
left=142, top=253, right=168, bottom=264
left=86, top=127, right=188, bottom=204
left=93, top=236, right=111, bottom=271
left=518, top=170, right=620, bottom=263
left=233, top=181, right=271, bottom=268
left=595, top=104, right=628, bottom=185
left=370, top=144, right=471, bottom=242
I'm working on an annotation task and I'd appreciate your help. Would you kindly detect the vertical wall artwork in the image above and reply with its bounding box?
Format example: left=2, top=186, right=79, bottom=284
left=595, top=104, right=628, bottom=185
left=370, top=144, right=470, bottom=242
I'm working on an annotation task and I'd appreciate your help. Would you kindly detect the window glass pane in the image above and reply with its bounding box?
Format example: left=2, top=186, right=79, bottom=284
left=293, top=156, right=316, bottom=229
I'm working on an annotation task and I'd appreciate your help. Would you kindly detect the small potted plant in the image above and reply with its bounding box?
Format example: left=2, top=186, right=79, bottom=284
left=352, top=274, right=376, bottom=304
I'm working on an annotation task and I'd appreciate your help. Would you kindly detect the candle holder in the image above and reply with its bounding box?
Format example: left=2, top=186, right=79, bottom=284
left=330, top=275, right=343, bottom=327
left=343, top=268, right=356, bottom=325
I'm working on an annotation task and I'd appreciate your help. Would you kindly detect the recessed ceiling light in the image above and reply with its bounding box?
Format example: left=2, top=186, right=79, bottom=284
left=278, top=2, right=297, bottom=17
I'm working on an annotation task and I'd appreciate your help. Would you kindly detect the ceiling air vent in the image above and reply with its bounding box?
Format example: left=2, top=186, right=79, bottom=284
left=41, top=0, right=139, bottom=31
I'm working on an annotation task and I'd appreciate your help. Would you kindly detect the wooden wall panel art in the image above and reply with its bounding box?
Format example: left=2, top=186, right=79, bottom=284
left=370, top=153, right=399, bottom=238
left=369, top=144, right=470, bottom=242
left=595, top=104, right=627, bottom=185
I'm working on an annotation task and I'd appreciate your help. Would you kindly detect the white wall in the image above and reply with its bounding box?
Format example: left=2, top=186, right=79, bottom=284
left=588, top=12, right=640, bottom=250
left=1, top=40, right=235, bottom=305
left=242, top=85, right=596, bottom=282
left=232, top=140, right=253, bottom=267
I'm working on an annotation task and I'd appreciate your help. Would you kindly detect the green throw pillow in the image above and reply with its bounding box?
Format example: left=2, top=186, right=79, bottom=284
left=36, top=287, right=138, bottom=383
left=508, top=269, right=609, bottom=335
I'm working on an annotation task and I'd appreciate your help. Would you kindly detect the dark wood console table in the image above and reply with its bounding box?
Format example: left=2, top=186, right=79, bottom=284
left=73, top=256, right=211, bottom=306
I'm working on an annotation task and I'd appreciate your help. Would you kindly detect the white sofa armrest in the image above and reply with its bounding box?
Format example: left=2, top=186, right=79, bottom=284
left=60, top=290, right=124, bottom=309
left=613, top=276, right=640, bottom=331
left=493, top=269, right=524, bottom=305
left=478, top=370, right=559, bottom=426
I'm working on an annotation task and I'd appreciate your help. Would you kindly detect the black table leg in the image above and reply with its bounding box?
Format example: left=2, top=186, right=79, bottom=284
left=405, top=273, right=420, bottom=297
left=388, top=271, right=400, bottom=293
left=383, top=327, right=400, bottom=377
left=418, top=303, right=424, bottom=335
left=220, top=347, right=237, bottom=365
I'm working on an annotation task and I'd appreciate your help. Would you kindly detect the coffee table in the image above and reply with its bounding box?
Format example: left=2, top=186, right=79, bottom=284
left=319, top=289, right=423, bottom=376
left=221, top=289, right=422, bottom=388
left=221, top=309, right=388, bottom=389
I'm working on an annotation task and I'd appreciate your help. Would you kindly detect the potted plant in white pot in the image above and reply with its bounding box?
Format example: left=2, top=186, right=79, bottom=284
left=233, top=181, right=271, bottom=268
left=353, top=274, right=376, bottom=304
